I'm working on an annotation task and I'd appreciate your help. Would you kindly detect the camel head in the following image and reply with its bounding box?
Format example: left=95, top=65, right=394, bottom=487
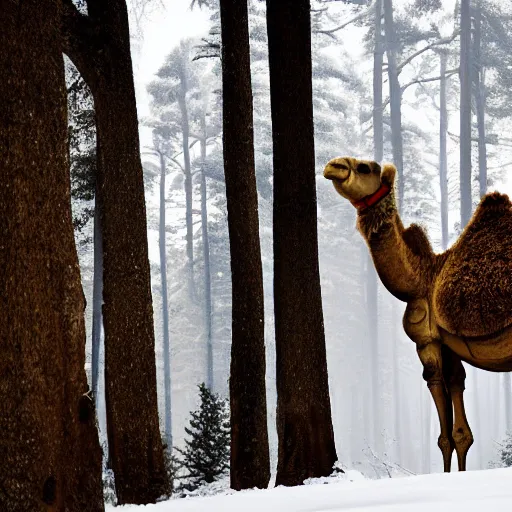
left=323, top=156, right=385, bottom=203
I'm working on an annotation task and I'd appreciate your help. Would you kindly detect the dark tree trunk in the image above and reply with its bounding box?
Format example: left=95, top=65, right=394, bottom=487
left=200, top=114, right=214, bottom=391
left=439, top=50, right=449, bottom=251
left=460, top=0, right=472, bottom=228
left=266, top=0, right=338, bottom=486
left=159, top=150, right=172, bottom=451
left=0, top=2, right=103, bottom=510
left=383, top=0, right=404, bottom=214
left=91, top=183, right=103, bottom=404
left=63, top=0, right=169, bottom=504
left=473, top=1, right=487, bottom=198
left=220, top=0, right=271, bottom=491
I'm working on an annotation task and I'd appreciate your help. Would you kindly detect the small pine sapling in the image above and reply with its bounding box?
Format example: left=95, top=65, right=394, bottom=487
left=176, top=383, right=230, bottom=492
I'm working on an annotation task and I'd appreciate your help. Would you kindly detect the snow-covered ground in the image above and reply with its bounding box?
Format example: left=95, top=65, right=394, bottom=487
left=109, top=468, right=512, bottom=511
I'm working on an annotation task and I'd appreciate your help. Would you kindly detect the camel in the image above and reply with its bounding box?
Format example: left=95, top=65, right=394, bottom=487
left=324, top=156, right=512, bottom=472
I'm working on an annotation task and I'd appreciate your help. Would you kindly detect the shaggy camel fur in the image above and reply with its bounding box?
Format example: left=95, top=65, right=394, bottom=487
left=324, top=156, right=512, bottom=472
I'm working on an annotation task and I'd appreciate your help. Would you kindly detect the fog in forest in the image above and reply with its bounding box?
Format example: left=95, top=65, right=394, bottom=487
left=71, top=0, right=512, bottom=477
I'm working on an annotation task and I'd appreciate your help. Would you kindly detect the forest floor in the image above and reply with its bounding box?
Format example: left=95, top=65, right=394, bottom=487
left=109, top=467, right=512, bottom=511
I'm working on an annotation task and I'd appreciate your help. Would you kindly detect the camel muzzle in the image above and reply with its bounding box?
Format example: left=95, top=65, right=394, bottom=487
left=323, top=164, right=350, bottom=182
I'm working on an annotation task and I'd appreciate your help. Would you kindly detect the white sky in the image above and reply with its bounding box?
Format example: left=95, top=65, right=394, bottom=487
left=132, top=2, right=210, bottom=115
left=131, top=0, right=512, bottom=197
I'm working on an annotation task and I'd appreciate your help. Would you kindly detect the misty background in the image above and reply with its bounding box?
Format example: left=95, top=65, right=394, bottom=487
left=71, top=0, right=512, bottom=477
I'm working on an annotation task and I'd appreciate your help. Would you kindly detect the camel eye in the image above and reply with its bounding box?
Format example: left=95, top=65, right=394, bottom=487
left=357, top=163, right=371, bottom=174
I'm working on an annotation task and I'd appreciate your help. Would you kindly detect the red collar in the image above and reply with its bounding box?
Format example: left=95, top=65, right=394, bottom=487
left=351, top=183, right=391, bottom=211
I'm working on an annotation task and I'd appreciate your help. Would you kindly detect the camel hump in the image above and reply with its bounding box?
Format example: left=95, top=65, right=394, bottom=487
left=433, top=192, right=512, bottom=337
left=403, top=224, right=435, bottom=261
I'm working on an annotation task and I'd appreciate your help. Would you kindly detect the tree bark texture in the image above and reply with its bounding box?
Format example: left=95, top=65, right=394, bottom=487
left=159, top=150, right=172, bottom=452
left=0, top=2, right=103, bottom=510
left=459, top=0, right=472, bottom=228
left=63, top=0, right=169, bottom=504
left=383, top=0, right=404, bottom=214
left=266, top=0, right=338, bottom=486
left=220, top=0, right=271, bottom=491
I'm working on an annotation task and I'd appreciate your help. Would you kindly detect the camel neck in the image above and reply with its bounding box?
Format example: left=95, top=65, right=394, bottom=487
left=351, top=182, right=391, bottom=211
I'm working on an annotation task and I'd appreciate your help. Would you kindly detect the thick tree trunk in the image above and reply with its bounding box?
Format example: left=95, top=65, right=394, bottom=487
left=63, top=0, right=169, bottom=504
left=383, top=0, right=404, bottom=214
left=220, top=0, right=271, bottom=491
left=200, top=115, right=214, bottom=391
left=267, top=0, right=338, bottom=486
left=0, top=2, right=103, bottom=510
left=159, top=151, right=172, bottom=451
left=459, top=0, right=472, bottom=228
left=95, top=54, right=168, bottom=510
left=96, top=64, right=168, bottom=508
left=439, top=50, right=449, bottom=251
left=91, top=187, right=103, bottom=404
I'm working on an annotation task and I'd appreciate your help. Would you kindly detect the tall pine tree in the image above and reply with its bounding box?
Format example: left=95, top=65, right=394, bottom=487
left=267, top=0, right=338, bottom=486
left=62, top=0, right=169, bottom=503
left=219, top=0, right=271, bottom=491
left=1, top=1, right=103, bottom=509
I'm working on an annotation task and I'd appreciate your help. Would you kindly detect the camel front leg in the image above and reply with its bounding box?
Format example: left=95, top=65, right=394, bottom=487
left=417, top=342, right=454, bottom=472
left=445, top=351, right=473, bottom=471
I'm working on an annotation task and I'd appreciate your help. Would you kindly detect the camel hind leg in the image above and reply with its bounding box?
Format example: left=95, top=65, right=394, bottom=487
left=444, top=351, right=473, bottom=471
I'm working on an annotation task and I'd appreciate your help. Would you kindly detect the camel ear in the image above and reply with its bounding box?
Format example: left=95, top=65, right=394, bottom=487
left=381, top=163, right=397, bottom=187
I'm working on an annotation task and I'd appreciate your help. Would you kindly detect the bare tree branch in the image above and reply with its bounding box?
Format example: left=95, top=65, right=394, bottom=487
left=171, top=157, right=185, bottom=172
left=397, top=32, right=459, bottom=74
left=448, top=131, right=512, bottom=148
left=400, top=68, right=459, bottom=94
left=314, top=2, right=375, bottom=36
